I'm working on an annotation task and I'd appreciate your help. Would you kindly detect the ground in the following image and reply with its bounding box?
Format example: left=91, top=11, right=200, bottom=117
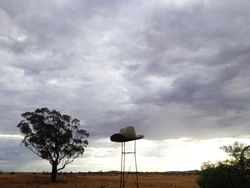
left=0, top=172, right=200, bottom=188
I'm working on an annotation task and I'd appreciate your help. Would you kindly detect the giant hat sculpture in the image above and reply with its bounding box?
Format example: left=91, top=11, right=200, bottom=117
left=110, top=126, right=144, bottom=142
left=110, top=126, right=144, bottom=188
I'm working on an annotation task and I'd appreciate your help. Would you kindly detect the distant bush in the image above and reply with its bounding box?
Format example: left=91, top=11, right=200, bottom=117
left=198, top=142, right=250, bottom=188
left=198, top=161, right=249, bottom=188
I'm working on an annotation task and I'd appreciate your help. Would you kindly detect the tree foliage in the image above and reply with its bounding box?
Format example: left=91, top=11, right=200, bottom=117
left=198, top=142, right=250, bottom=188
left=17, top=107, right=89, bottom=182
left=221, top=141, right=250, bottom=170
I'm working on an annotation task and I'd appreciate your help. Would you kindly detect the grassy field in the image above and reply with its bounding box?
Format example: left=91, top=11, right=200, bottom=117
left=0, top=172, right=200, bottom=188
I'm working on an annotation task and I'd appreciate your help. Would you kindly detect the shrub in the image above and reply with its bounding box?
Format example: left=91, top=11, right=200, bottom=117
left=198, top=161, right=249, bottom=188
left=198, top=142, right=250, bottom=188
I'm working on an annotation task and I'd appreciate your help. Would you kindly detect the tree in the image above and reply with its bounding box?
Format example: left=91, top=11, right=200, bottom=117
left=221, top=141, right=250, bottom=170
left=198, top=142, right=250, bottom=188
left=17, top=107, right=89, bottom=182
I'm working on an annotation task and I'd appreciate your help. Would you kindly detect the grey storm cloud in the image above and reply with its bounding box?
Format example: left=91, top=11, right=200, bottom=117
left=0, top=0, right=250, bottom=143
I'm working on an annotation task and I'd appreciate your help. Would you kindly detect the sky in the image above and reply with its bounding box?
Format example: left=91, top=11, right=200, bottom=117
left=0, top=0, right=250, bottom=172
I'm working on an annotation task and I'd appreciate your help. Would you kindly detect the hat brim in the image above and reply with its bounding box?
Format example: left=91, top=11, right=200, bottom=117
left=110, top=133, right=144, bottom=142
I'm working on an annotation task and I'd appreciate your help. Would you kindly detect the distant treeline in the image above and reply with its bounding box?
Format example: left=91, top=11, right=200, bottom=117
left=0, top=170, right=200, bottom=176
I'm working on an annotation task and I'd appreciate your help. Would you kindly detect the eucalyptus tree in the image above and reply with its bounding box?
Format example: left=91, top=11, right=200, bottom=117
left=17, top=107, right=89, bottom=182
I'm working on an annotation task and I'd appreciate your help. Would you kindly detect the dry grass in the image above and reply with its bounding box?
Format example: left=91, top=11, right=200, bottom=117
left=0, top=172, right=200, bottom=188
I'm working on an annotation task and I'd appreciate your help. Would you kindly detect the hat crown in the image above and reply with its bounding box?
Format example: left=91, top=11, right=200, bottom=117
left=120, top=126, right=136, bottom=138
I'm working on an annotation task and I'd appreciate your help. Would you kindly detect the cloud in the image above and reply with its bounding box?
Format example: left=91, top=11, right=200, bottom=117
left=0, top=0, right=250, bottom=171
left=0, top=0, right=249, bottom=137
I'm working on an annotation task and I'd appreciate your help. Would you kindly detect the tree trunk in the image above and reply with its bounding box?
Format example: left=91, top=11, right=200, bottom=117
left=51, top=163, right=57, bottom=182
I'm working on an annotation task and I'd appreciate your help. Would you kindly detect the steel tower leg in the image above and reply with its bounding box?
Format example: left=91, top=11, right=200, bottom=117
left=134, top=141, right=139, bottom=188
left=120, top=141, right=139, bottom=188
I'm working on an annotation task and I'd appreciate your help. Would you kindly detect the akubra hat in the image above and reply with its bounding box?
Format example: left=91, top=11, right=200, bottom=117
left=110, top=126, right=144, bottom=142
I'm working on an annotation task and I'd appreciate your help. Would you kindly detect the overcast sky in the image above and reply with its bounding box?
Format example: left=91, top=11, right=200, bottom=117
left=1, top=0, right=250, bottom=172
